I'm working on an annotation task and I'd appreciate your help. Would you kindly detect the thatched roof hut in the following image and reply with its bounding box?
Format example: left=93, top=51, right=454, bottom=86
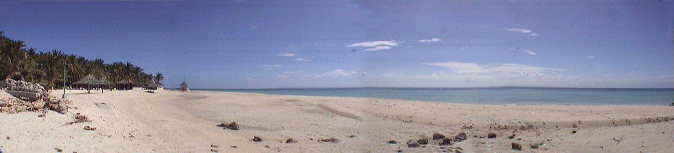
left=73, top=75, right=99, bottom=85
left=116, top=79, right=134, bottom=85
left=96, top=78, right=113, bottom=93
left=97, top=78, right=113, bottom=86
left=116, top=79, right=134, bottom=90
left=73, top=75, right=99, bottom=93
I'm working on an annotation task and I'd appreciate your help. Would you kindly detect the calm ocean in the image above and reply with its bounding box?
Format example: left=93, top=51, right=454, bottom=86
left=195, top=88, right=673, bottom=106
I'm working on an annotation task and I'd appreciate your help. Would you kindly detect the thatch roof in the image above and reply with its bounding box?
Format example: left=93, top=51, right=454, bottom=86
left=116, top=79, right=134, bottom=84
left=97, top=78, right=113, bottom=85
left=73, top=75, right=100, bottom=85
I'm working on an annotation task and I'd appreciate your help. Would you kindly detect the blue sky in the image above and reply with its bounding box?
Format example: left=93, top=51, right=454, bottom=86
left=1, top=0, right=672, bottom=89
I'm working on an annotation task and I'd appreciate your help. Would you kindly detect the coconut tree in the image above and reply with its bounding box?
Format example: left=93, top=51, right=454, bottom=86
left=155, top=73, right=164, bottom=86
left=0, top=31, right=27, bottom=80
left=0, top=31, right=159, bottom=90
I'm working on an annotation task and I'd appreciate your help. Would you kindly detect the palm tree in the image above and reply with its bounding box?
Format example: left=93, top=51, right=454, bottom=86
left=155, top=73, right=164, bottom=86
left=0, top=30, right=160, bottom=89
left=0, top=31, right=28, bottom=80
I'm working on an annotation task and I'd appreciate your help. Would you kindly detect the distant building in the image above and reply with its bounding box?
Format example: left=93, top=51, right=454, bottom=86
left=180, top=80, right=189, bottom=92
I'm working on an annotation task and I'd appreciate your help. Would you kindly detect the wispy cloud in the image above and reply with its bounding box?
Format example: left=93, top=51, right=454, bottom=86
left=365, top=46, right=392, bottom=51
left=245, top=77, right=255, bottom=81
left=424, top=61, right=562, bottom=75
left=294, top=58, right=312, bottom=62
left=371, top=72, right=671, bottom=88
left=505, top=28, right=532, bottom=34
left=523, top=49, right=537, bottom=55
left=358, top=61, right=567, bottom=88
left=275, top=71, right=302, bottom=80
left=586, top=55, right=595, bottom=59
left=276, top=52, right=295, bottom=57
left=511, top=48, right=537, bottom=55
left=310, top=69, right=367, bottom=78
left=262, top=64, right=282, bottom=70
left=276, top=52, right=310, bottom=62
left=419, top=38, right=441, bottom=43
left=506, top=28, right=538, bottom=37
left=347, top=40, right=398, bottom=52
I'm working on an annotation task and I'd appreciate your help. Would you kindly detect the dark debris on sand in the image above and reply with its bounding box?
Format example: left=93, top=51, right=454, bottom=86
left=217, top=122, right=239, bottom=130
left=417, top=138, right=429, bottom=145
left=454, top=132, right=467, bottom=142
left=407, top=140, right=420, bottom=148
left=252, top=136, right=262, bottom=142
left=319, top=138, right=339, bottom=143
left=83, top=126, right=96, bottom=131
left=487, top=133, right=496, bottom=138
left=511, top=142, right=522, bottom=150
left=433, top=133, right=445, bottom=140
left=66, top=113, right=90, bottom=125
left=508, top=134, right=516, bottom=139
left=439, top=138, right=453, bottom=145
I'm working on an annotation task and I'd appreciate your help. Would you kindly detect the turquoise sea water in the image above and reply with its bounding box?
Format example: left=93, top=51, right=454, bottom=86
left=195, top=88, right=673, bottom=105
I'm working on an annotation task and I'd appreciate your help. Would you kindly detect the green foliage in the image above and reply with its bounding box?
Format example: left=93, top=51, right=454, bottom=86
left=0, top=31, right=155, bottom=89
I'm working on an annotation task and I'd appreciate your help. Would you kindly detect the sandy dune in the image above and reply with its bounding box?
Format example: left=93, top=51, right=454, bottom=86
left=0, top=89, right=672, bottom=152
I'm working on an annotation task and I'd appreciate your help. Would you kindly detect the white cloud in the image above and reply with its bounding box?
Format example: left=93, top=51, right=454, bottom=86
left=275, top=71, right=302, bottom=80
left=347, top=40, right=398, bottom=52
left=348, top=41, right=398, bottom=48
left=294, top=58, right=312, bottom=62
left=586, top=55, right=595, bottom=59
left=506, top=28, right=538, bottom=37
left=277, top=52, right=295, bottom=57
left=511, top=48, right=537, bottom=55
left=424, top=62, right=488, bottom=74
left=424, top=61, right=562, bottom=75
left=523, top=49, right=537, bottom=55
left=364, top=46, right=392, bottom=51
left=358, top=62, right=573, bottom=87
left=277, top=52, right=311, bottom=62
left=262, top=64, right=282, bottom=70
left=419, top=38, right=441, bottom=43
left=505, top=28, right=532, bottom=33
left=312, top=69, right=358, bottom=78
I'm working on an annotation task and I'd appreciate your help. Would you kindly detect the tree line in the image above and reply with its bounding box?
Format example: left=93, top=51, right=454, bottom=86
left=1, top=31, right=163, bottom=89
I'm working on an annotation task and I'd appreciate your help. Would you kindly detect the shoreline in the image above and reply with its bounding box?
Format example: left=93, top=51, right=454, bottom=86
left=190, top=89, right=674, bottom=106
left=1, top=89, right=672, bottom=152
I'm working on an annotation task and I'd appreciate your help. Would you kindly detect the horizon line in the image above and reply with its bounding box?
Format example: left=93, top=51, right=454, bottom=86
left=185, top=86, right=674, bottom=90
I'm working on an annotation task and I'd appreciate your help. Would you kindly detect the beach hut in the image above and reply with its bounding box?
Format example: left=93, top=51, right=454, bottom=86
left=116, top=79, right=134, bottom=90
left=180, top=80, right=189, bottom=92
left=97, top=78, right=113, bottom=93
left=73, top=75, right=100, bottom=94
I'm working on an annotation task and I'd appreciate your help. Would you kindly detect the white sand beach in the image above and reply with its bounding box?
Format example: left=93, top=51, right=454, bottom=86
left=0, top=89, right=672, bottom=153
